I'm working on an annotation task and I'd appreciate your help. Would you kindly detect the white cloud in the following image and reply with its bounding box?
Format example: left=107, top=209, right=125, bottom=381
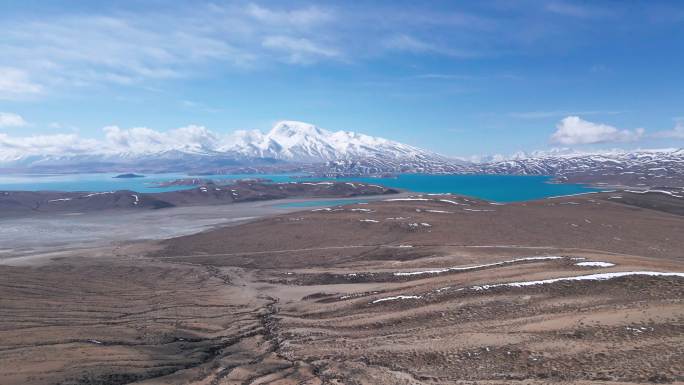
left=545, top=1, right=609, bottom=18
left=383, top=34, right=435, bottom=53
left=0, top=133, right=100, bottom=161
left=0, top=3, right=341, bottom=94
left=0, top=112, right=28, bottom=128
left=262, top=36, right=339, bottom=64
left=180, top=100, right=222, bottom=113
left=0, top=68, right=43, bottom=99
left=103, top=125, right=220, bottom=154
left=550, top=116, right=644, bottom=145
left=245, top=4, right=332, bottom=27
left=1, top=2, right=665, bottom=100
left=382, top=34, right=478, bottom=58
left=0, top=124, right=228, bottom=162
left=652, top=118, right=684, bottom=139
left=510, top=110, right=624, bottom=119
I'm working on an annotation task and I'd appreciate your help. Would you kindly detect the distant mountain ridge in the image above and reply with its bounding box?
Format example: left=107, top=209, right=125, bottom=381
left=0, top=121, right=455, bottom=172
left=474, top=148, right=684, bottom=188
left=225, top=121, right=439, bottom=162
left=1, top=121, right=682, bottom=187
left=476, top=148, right=684, bottom=175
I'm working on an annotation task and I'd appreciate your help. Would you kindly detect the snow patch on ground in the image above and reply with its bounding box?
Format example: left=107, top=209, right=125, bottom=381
left=82, top=192, right=114, bottom=198
left=575, top=261, right=615, bottom=267
left=409, top=222, right=432, bottom=228
left=626, top=326, right=654, bottom=333
left=625, top=189, right=683, bottom=198
left=385, top=198, right=430, bottom=202
left=471, top=271, right=684, bottom=290
left=372, top=295, right=421, bottom=304
left=545, top=192, right=599, bottom=199
left=394, top=256, right=564, bottom=277
left=311, top=207, right=343, bottom=212
left=438, top=199, right=463, bottom=205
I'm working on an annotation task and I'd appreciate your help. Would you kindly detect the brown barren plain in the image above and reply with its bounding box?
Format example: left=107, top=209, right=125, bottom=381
left=1, top=191, right=683, bottom=384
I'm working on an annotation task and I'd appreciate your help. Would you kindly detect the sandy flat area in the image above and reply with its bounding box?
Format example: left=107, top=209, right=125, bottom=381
left=0, top=194, right=403, bottom=264
left=0, top=191, right=682, bottom=384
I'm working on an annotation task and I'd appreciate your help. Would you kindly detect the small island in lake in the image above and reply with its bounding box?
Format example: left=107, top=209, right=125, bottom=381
left=113, top=173, right=145, bottom=178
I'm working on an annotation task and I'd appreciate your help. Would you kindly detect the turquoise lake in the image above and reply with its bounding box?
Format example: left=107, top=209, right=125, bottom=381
left=313, top=174, right=600, bottom=202
left=0, top=173, right=600, bottom=202
left=0, top=173, right=296, bottom=193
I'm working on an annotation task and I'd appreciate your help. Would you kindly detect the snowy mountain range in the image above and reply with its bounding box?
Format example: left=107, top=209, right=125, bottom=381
left=475, top=148, right=683, bottom=175
left=1, top=120, right=681, bottom=187
left=224, top=121, right=439, bottom=162
left=474, top=148, right=684, bottom=187
left=0, top=121, right=452, bottom=171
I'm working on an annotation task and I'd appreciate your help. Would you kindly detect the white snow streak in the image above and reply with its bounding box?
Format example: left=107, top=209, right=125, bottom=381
left=471, top=271, right=684, bottom=291
left=372, top=295, right=421, bottom=304
left=394, top=256, right=563, bottom=277
left=385, top=198, right=430, bottom=202
left=575, top=261, right=615, bottom=267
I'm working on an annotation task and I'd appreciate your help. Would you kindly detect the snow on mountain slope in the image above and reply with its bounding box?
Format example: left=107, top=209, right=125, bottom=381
left=477, top=149, right=683, bottom=175
left=474, top=148, right=684, bottom=187
left=2, top=120, right=680, bottom=188
left=223, top=121, right=433, bottom=162
left=0, top=121, right=455, bottom=172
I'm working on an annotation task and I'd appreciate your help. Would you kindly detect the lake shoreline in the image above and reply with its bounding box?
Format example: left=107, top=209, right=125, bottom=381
left=0, top=172, right=600, bottom=202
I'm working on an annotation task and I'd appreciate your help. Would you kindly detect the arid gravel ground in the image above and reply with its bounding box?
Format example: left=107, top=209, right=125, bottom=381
left=1, top=191, right=682, bottom=384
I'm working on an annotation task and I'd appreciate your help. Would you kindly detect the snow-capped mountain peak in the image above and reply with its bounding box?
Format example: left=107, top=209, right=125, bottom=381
left=268, top=120, right=326, bottom=139
left=224, top=120, right=439, bottom=162
left=263, top=121, right=337, bottom=160
left=1, top=119, right=448, bottom=167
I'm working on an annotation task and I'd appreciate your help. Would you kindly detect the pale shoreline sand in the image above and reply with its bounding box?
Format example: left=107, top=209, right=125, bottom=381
left=0, top=193, right=409, bottom=265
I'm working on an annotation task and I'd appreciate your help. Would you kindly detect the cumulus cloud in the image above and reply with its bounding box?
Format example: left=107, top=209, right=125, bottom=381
left=550, top=116, right=644, bottom=145
left=0, top=124, right=229, bottom=162
left=0, top=112, right=28, bottom=128
left=0, top=133, right=100, bottom=161
left=651, top=118, right=684, bottom=139
left=103, top=125, right=220, bottom=154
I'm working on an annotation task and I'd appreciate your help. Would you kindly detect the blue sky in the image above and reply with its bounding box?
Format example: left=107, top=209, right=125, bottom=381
left=1, top=0, right=683, bottom=158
